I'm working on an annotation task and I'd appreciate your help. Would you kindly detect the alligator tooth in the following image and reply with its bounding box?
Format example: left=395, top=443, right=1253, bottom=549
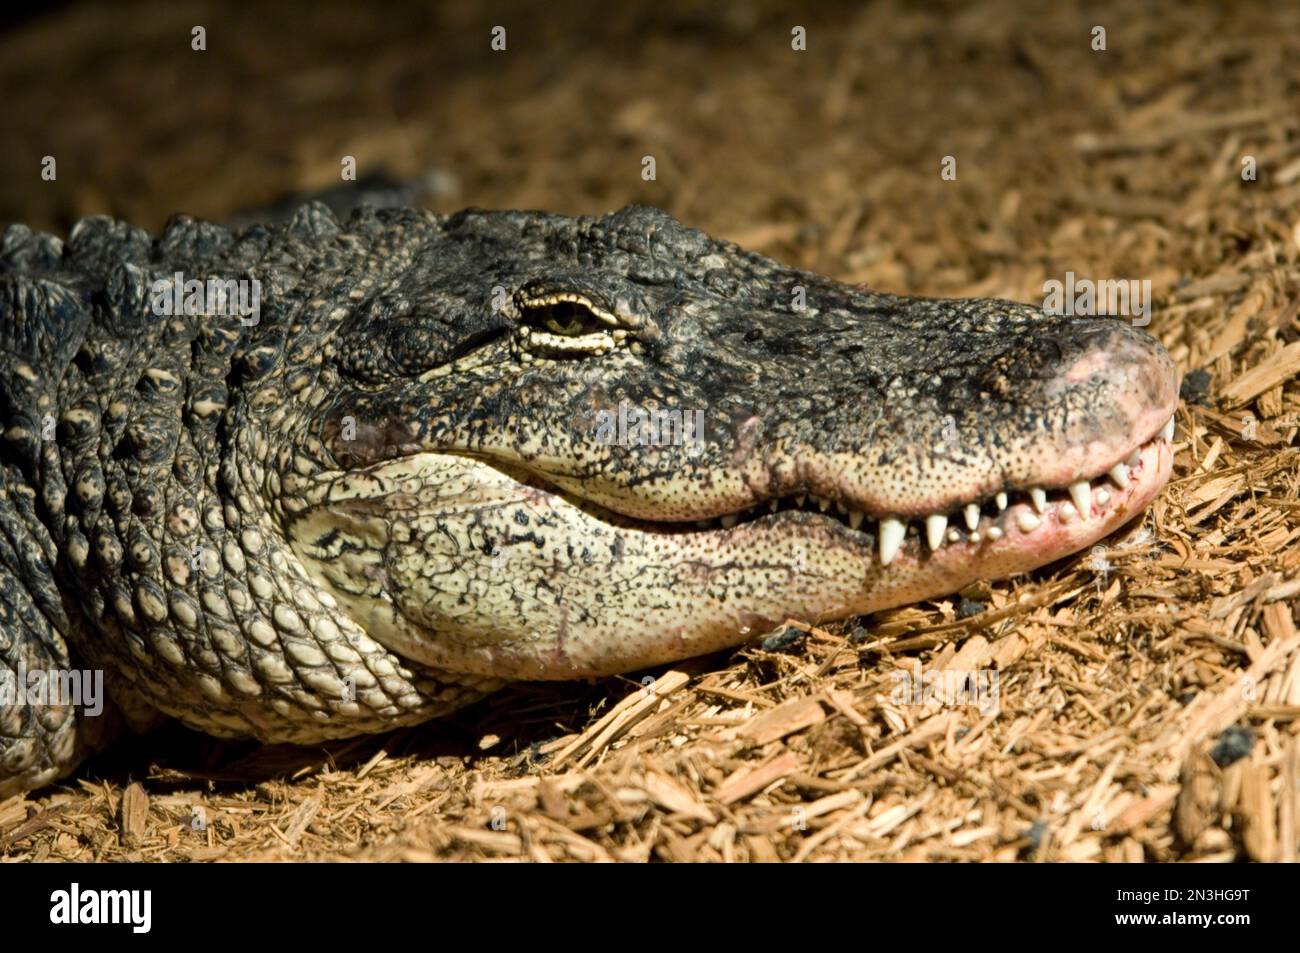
left=1108, top=463, right=1130, bottom=490
left=878, top=518, right=905, bottom=566
left=947, top=528, right=962, bottom=543
left=1030, top=488, right=1047, bottom=513
left=720, top=514, right=738, bottom=529
left=1161, top=416, right=1175, bottom=442
left=995, top=492, right=1008, bottom=511
left=968, top=531, right=981, bottom=543
left=849, top=510, right=865, bottom=531
left=986, top=526, right=1003, bottom=540
left=1095, top=488, right=1110, bottom=506
left=1126, top=448, right=1141, bottom=468
left=816, top=495, right=831, bottom=512
left=926, top=514, right=947, bottom=549
left=769, top=499, right=779, bottom=513
left=964, top=503, right=981, bottom=531
left=1059, top=502, right=1077, bottom=524
left=1068, top=480, right=1091, bottom=517
left=796, top=494, right=807, bottom=507
left=1016, top=511, right=1041, bottom=532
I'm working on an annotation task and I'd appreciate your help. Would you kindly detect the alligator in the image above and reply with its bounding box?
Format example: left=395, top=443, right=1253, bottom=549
left=0, top=203, right=1179, bottom=799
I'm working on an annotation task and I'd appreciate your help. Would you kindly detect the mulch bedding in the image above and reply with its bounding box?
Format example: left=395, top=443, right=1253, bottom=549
left=1, top=0, right=1299, bottom=861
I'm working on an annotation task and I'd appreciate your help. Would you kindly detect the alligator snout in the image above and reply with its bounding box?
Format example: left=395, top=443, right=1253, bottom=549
left=1032, top=318, right=1180, bottom=490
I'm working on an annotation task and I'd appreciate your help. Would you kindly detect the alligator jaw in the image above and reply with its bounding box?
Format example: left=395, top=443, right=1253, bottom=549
left=291, top=414, right=1175, bottom=682
left=685, top=414, right=1176, bottom=565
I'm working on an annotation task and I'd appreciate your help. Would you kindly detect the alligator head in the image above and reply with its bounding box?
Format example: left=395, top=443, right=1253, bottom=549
left=264, top=204, right=1179, bottom=681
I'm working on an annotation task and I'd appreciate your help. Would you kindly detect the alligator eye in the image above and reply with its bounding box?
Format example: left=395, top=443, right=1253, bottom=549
left=514, top=291, right=628, bottom=357
left=523, top=299, right=607, bottom=337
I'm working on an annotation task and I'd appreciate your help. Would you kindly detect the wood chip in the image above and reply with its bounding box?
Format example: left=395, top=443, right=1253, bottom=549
left=1236, top=763, right=1277, bottom=862
left=1174, top=751, right=1221, bottom=845
left=715, top=752, right=800, bottom=806
left=642, top=771, right=715, bottom=823
left=1219, top=340, right=1300, bottom=408
left=736, top=695, right=826, bottom=746
left=119, top=783, right=150, bottom=849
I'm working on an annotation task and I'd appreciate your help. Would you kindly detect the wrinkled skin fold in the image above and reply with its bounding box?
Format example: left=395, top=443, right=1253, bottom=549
left=0, top=203, right=1178, bottom=797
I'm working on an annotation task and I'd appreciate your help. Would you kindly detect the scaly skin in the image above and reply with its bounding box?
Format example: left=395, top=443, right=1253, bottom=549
left=0, top=203, right=1178, bottom=798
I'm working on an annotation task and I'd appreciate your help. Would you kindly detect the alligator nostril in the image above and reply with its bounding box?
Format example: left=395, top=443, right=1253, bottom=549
left=1038, top=338, right=1064, bottom=364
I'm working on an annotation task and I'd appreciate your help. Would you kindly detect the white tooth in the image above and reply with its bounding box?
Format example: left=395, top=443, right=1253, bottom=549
left=1095, top=488, right=1110, bottom=506
left=1069, top=480, right=1091, bottom=516
left=926, top=514, right=947, bottom=549
left=964, top=503, right=980, bottom=531
left=1030, top=488, right=1047, bottom=513
left=995, top=492, right=1008, bottom=511
left=1161, top=417, right=1175, bottom=442
left=720, top=514, right=738, bottom=529
left=968, top=531, right=981, bottom=543
left=1126, top=448, right=1141, bottom=468
left=1059, top=502, right=1077, bottom=523
left=987, top=526, right=1003, bottom=540
left=1016, top=511, right=1041, bottom=532
left=879, top=518, right=905, bottom=566
left=849, top=510, right=865, bottom=531
left=947, top=528, right=962, bottom=543
left=1108, top=463, right=1130, bottom=489
left=816, top=496, right=830, bottom=512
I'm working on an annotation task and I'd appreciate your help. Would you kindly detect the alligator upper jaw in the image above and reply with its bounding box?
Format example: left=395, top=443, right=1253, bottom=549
left=546, top=414, right=1176, bottom=567
left=749, top=424, right=1173, bottom=578
left=675, top=413, right=1177, bottom=564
